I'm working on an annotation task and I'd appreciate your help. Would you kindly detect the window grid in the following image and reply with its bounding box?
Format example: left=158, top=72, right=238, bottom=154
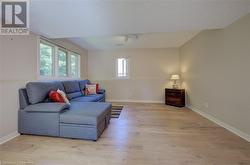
left=39, top=39, right=81, bottom=79
left=69, top=53, right=80, bottom=78
left=57, top=48, right=68, bottom=77
left=116, top=58, right=129, bottom=78
left=39, top=41, right=55, bottom=77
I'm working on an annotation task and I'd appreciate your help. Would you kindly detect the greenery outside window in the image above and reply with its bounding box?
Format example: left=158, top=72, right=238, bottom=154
left=39, top=39, right=81, bottom=79
left=40, top=42, right=54, bottom=77
left=58, top=49, right=68, bottom=77
left=70, top=53, right=80, bottom=78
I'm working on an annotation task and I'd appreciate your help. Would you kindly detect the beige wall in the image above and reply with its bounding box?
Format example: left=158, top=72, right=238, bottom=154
left=0, top=38, right=3, bottom=137
left=0, top=84, right=2, bottom=138
left=88, top=48, right=180, bottom=102
left=180, top=14, right=250, bottom=137
left=0, top=34, right=38, bottom=140
left=0, top=34, right=87, bottom=140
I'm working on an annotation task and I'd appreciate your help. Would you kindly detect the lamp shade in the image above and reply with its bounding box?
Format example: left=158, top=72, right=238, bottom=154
left=170, top=74, right=180, bottom=80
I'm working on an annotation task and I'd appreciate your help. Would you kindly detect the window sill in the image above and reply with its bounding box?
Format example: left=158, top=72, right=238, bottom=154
left=115, top=76, right=130, bottom=80
left=38, top=76, right=81, bottom=81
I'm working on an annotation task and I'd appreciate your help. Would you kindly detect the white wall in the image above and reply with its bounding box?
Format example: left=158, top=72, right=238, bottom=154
left=180, top=14, right=250, bottom=138
left=0, top=34, right=87, bottom=140
left=88, top=48, right=180, bottom=103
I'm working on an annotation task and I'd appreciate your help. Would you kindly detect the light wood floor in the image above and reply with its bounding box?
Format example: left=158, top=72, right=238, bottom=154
left=0, top=103, right=250, bottom=165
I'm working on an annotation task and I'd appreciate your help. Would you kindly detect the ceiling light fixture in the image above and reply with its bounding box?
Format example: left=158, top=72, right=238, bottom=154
left=125, top=34, right=139, bottom=42
left=114, top=34, right=139, bottom=46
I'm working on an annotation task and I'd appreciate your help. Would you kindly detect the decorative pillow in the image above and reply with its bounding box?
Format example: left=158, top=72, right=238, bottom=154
left=49, top=91, right=65, bottom=103
left=89, top=83, right=99, bottom=92
left=96, top=83, right=100, bottom=92
left=57, top=89, right=70, bottom=105
left=85, top=84, right=97, bottom=95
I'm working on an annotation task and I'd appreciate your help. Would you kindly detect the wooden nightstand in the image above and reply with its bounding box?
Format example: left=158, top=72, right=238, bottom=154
left=165, top=88, right=185, bottom=107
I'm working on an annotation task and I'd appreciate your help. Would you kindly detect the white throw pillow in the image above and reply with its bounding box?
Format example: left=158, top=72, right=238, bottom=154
left=86, top=84, right=97, bottom=95
left=57, top=89, right=70, bottom=105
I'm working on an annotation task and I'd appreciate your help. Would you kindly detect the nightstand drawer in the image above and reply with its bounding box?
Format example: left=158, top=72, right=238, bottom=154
left=166, top=97, right=182, bottom=102
left=166, top=92, right=181, bottom=97
left=165, top=88, right=185, bottom=107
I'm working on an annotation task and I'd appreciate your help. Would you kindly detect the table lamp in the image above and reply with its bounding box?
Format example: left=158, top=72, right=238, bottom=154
left=170, top=74, right=180, bottom=89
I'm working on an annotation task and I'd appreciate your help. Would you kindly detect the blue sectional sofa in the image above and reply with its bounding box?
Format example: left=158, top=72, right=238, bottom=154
left=18, top=80, right=111, bottom=141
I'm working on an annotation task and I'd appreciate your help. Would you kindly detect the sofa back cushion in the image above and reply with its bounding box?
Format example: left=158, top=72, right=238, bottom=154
left=62, top=80, right=82, bottom=100
left=78, top=79, right=90, bottom=90
left=26, top=81, right=65, bottom=104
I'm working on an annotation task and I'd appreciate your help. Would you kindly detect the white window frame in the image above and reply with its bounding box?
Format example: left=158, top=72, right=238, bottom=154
left=38, top=39, right=81, bottom=80
left=116, top=58, right=129, bottom=79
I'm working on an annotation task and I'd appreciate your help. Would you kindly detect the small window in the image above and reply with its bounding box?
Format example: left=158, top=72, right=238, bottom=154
left=116, top=58, right=129, bottom=78
left=40, top=42, right=54, bottom=76
left=70, top=53, right=80, bottom=78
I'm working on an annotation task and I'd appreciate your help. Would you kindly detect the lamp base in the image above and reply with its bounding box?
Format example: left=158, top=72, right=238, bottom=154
left=172, top=84, right=179, bottom=89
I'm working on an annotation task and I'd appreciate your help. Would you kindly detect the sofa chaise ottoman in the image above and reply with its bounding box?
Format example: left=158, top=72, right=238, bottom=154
left=60, top=102, right=111, bottom=140
left=18, top=80, right=111, bottom=141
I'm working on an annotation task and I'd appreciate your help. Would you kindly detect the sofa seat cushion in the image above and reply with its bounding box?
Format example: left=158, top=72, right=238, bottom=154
left=60, top=102, right=111, bottom=126
left=24, top=103, right=70, bottom=113
left=97, top=89, right=105, bottom=94
left=70, top=94, right=104, bottom=102
left=86, top=94, right=104, bottom=100
left=70, top=96, right=97, bottom=102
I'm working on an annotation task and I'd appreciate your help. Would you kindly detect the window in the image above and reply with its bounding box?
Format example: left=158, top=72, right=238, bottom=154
left=70, top=53, right=80, bottom=78
left=39, top=39, right=81, bottom=79
left=116, top=58, right=129, bottom=78
left=40, top=42, right=54, bottom=76
left=58, top=49, right=67, bottom=77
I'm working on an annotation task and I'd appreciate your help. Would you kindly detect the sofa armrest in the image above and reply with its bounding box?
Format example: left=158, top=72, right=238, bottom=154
left=19, top=88, right=30, bottom=109
left=97, top=89, right=105, bottom=94
left=24, top=103, right=70, bottom=113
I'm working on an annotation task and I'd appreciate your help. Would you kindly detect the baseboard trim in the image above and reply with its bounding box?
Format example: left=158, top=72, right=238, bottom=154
left=0, top=131, right=20, bottom=145
left=187, top=105, right=250, bottom=142
left=107, top=99, right=164, bottom=104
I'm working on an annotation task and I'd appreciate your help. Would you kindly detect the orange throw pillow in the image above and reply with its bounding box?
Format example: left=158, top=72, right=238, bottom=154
left=49, top=91, right=65, bottom=103
left=96, top=83, right=100, bottom=92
